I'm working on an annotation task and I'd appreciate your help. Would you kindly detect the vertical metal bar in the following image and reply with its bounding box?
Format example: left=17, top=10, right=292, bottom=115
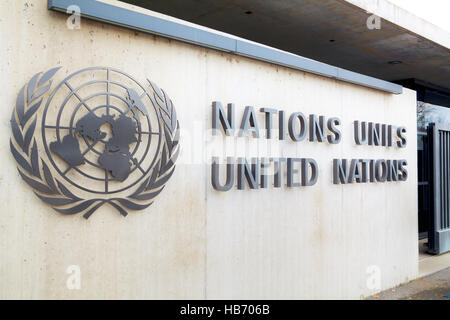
left=424, top=132, right=430, bottom=235
left=445, top=132, right=448, bottom=229
left=439, top=131, right=447, bottom=229
left=442, top=132, right=444, bottom=231
left=443, top=130, right=446, bottom=229
left=433, top=125, right=440, bottom=252
left=444, top=132, right=447, bottom=229
left=427, top=124, right=434, bottom=251
left=445, top=132, right=447, bottom=229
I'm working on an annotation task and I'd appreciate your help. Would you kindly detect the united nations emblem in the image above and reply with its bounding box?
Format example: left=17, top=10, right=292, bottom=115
left=10, top=67, right=179, bottom=219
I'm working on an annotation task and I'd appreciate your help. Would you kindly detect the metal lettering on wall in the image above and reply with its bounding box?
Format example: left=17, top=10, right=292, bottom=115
left=10, top=67, right=179, bottom=219
left=211, top=102, right=408, bottom=191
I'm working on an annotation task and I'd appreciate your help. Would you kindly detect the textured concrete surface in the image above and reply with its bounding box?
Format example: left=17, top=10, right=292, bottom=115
left=367, top=267, right=450, bottom=300
left=1, top=0, right=418, bottom=299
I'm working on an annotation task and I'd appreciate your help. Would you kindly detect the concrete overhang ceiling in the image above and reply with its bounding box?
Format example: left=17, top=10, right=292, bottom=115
left=122, top=0, right=450, bottom=91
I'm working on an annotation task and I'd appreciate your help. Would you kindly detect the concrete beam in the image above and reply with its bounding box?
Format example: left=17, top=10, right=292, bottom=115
left=48, top=0, right=402, bottom=94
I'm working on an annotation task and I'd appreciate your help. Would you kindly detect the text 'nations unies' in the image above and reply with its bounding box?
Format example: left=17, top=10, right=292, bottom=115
left=210, top=102, right=408, bottom=191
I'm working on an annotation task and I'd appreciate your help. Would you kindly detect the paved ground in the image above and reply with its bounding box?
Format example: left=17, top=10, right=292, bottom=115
left=367, top=267, right=450, bottom=300
left=418, top=239, right=450, bottom=277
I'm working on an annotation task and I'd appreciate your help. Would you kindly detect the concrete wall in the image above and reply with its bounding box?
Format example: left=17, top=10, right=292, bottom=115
left=0, top=0, right=418, bottom=299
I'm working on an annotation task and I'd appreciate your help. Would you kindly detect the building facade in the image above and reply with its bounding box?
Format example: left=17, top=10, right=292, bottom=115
left=1, top=0, right=448, bottom=299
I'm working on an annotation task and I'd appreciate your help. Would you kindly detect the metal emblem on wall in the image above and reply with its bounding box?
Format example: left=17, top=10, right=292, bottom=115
left=10, top=67, right=179, bottom=219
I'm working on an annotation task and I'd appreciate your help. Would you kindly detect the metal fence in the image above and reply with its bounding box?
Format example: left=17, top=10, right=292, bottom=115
left=427, top=123, right=450, bottom=254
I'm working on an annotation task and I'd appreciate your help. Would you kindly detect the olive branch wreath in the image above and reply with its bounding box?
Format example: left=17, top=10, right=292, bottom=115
left=10, top=68, right=179, bottom=219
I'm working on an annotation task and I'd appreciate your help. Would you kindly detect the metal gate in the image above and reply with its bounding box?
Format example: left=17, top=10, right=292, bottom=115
left=427, top=123, right=450, bottom=254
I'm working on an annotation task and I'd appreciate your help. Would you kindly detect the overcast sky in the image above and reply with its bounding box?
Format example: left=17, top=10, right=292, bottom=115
left=388, top=0, right=450, bottom=33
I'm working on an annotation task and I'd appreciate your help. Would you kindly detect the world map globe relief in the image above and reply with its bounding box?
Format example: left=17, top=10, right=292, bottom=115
left=41, top=67, right=162, bottom=194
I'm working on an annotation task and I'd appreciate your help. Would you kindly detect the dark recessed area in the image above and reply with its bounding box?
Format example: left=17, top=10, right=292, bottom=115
left=388, top=60, right=402, bottom=65
left=329, top=39, right=335, bottom=42
left=120, top=0, right=450, bottom=90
